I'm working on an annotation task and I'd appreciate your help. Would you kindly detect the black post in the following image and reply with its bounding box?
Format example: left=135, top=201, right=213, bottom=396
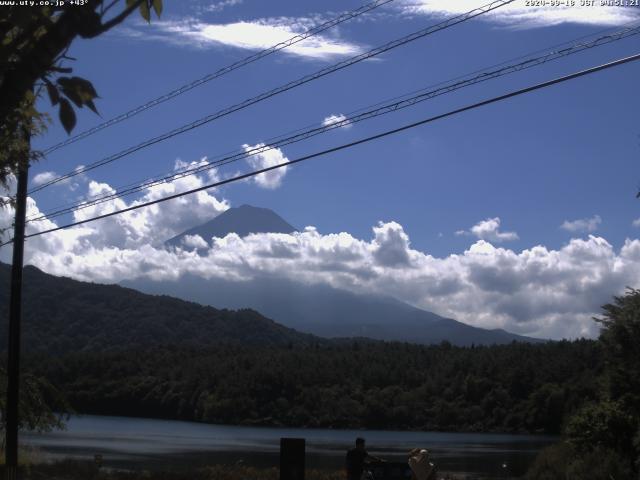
left=280, top=438, right=305, bottom=480
left=5, top=137, right=29, bottom=479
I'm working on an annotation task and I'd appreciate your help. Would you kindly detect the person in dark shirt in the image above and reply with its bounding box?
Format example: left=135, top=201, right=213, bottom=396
left=345, top=437, right=383, bottom=480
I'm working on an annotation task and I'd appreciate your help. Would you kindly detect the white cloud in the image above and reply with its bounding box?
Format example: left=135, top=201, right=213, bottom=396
left=205, top=0, right=243, bottom=13
left=30, top=170, right=84, bottom=192
left=399, top=0, right=639, bottom=27
left=322, top=113, right=353, bottom=129
left=30, top=166, right=88, bottom=192
left=561, top=214, right=601, bottom=233
left=461, top=217, right=519, bottom=242
left=31, top=171, right=58, bottom=187
left=182, top=234, right=209, bottom=250
left=372, top=221, right=412, bottom=267
left=632, top=218, right=640, bottom=228
left=23, top=159, right=230, bottom=251
left=145, top=18, right=363, bottom=59
left=243, top=144, right=290, bottom=189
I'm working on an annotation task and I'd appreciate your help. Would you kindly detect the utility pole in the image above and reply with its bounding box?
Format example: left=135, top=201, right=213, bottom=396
left=5, top=130, right=30, bottom=480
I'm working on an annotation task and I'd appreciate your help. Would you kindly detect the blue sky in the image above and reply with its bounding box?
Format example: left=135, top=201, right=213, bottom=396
left=4, top=0, right=640, bottom=339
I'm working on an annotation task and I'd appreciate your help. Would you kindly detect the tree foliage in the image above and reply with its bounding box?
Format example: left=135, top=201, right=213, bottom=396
left=525, top=442, right=635, bottom=480
left=565, top=400, right=636, bottom=457
left=527, top=288, right=640, bottom=478
left=0, top=366, right=70, bottom=435
left=595, top=288, right=640, bottom=413
left=0, top=0, right=162, bottom=185
left=26, top=340, right=601, bottom=434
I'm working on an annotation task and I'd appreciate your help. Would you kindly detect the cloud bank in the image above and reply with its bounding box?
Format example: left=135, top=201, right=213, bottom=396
left=2, top=163, right=639, bottom=341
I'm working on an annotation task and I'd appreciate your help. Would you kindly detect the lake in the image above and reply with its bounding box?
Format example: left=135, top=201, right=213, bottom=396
left=22, top=415, right=556, bottom=478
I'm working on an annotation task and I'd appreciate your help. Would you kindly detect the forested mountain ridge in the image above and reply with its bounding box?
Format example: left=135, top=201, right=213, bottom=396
left=1, top=260, right=541, bottom=354
left=0, top=263, right=319, bottom=353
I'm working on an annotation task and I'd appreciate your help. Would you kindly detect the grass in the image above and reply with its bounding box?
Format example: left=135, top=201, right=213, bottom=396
left=13, top=460, right=475, bottom=480
left=17, top=462, right=340, bottom=480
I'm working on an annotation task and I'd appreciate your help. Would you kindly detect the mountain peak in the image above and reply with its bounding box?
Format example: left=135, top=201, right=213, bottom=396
left=166, top=204, right=296, bottom=249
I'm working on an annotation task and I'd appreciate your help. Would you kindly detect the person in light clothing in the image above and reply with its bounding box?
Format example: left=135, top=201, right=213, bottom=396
left=408, top=448, right=435, bottom=480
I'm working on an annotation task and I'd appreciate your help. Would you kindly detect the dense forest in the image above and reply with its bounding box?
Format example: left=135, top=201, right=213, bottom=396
left=26, top=340, right=600, bottom=434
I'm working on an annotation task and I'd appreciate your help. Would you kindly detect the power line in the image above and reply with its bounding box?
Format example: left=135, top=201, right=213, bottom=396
left=26, top=22, right=640, bottom=223
left=24, top=22, right=640, bottom=221
left=3, top=51, right=637, bottom=247
left=41, top=0, right=398, bottom=155
left=29, top=0, right=515, bottom=194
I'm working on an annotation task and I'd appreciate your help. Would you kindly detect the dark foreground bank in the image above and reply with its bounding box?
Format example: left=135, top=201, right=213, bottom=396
left=8, top=459, right=478, bottom=480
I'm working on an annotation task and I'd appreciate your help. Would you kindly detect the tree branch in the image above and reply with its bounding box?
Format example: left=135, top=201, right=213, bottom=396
left=0, top=1, right=146, bottom=124
left=85, top=0, right=146, bottom=38
left=100, top=0, right=121, bottom=17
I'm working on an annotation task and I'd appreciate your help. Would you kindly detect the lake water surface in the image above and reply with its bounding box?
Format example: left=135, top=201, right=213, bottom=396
left=22, top=415, right=556, bottom=478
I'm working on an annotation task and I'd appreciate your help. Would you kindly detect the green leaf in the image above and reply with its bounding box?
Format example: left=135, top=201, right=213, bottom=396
left=85, top=98, right=99, bottom=115
left=60, top=87, right=83, bottom=108
left=69, top=76, right=98, bottom=99
left=57, top=76, right=99, bottom=110
left=44, top=80, right=59, bottom=106
left=126, top=0, right=137, bottom=7
left=139, top=0, right=151, bottom=22
left=59, top=98, right=76, bottom=134
left=152, top=0, right=162, bottom=17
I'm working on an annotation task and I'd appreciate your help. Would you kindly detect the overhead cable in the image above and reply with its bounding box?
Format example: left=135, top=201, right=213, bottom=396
left=29, top=0, right=515, bottom=194
left=41, top=0, right=398, bottom=155
left=2, top=51, right=636, bottom=247
left=27, top=23, right=640, bottom=223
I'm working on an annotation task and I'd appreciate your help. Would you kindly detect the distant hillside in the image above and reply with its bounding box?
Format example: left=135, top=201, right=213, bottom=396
left=0, top=263, right=319, bottom=354
left=126, top=275, right=545, bottom=346
left=165, top=204, right=296, bottom=249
